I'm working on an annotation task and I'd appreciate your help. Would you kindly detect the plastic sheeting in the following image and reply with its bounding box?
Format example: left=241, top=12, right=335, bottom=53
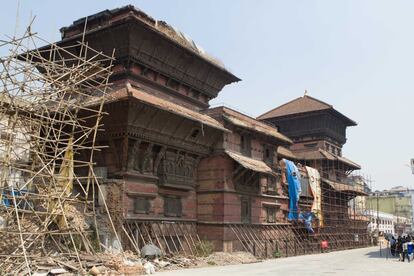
left=283, top=159, right=301, bottom=220
left=306, top=166, right=323, bottom=227
left=299, top=212, right=315, bottom=234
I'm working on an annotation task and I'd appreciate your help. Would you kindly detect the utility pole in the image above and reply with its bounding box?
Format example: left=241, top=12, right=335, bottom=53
left=377, top=192, right=381, bottom=256
left=376, top=192, right=379, bottom=234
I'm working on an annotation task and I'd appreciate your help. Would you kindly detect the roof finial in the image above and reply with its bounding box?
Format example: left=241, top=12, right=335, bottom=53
left=304, top=89, right=308, bottom=97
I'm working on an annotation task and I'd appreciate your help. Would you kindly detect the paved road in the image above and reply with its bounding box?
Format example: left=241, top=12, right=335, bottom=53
left=159, top=247, right=414, bottom=276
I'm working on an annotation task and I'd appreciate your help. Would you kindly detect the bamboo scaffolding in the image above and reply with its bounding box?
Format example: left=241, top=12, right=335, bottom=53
left=0, top=24, right=128, bottom=274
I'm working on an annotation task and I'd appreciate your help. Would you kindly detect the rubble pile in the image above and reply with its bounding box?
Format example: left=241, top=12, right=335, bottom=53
left=10, top=250, right=258, bottom=275
left=17, top=252, right=146, bottom=275
left=154, top=251, right=258, bottom=271
left=200, top=251, right=258, bottom=266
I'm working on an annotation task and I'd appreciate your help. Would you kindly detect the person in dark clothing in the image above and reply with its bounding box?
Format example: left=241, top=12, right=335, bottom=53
left=397, top=237, right=404, bottom=261
left=390, top=236, right=396, bottom=257
left=402, top=236, right=408, bottom=262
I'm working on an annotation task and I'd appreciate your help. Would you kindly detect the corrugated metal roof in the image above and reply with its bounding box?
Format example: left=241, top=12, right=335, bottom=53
left=225, top=150, right=274, bottom=175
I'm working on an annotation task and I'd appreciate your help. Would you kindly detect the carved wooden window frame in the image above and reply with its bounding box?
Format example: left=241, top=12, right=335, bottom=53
left=240, top=134, right=251, bottom=157
left=265, top=206, right=277, bottom=223
left=164, top=195, right=182, bottom=217
left=188, top=127, right=201, bottom=140
left=133, top=197, right=151, bottom=214
left=241, top=197, right=251, bottom=224
left=266, top=175, right=278, bottom=195
left=262, top=144, right=274, bottom=165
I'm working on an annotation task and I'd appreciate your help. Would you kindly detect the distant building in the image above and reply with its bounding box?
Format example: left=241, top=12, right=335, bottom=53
left=364, top=209, right=412, bottom=236
left=366, top=188, right=414, bottom=233
left=365, top=210, right=395, bottom=235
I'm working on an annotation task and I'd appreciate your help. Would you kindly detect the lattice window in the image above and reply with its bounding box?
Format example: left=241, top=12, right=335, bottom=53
left=164, top=196, right=182, bottom=217
left=263, top=145, right=274, bottom=165
left=189, top=128, right=200, bottom=140
left=266, top=206, right=277, bottom=223
left=266, top=175, right=278, bottom=194
left=240, top=134, right=251, bottom=157
left=241, top=197, right=251, bottom=223
left=133, top=197, right=150, bottom=214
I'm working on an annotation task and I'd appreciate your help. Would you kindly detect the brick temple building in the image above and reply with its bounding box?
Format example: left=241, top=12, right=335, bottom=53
left=42, top=6, right=370, bottom=257
left=258, top=95, right=369, bottom=249
left=53, top=5, right=239, bottom=253
left=197, top=106, right=292, bottom=253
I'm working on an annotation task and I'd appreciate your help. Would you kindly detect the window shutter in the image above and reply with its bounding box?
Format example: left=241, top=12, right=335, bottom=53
left=134, top=197, right=149, bottom=214
left=177, top=198, right=182, bottom=216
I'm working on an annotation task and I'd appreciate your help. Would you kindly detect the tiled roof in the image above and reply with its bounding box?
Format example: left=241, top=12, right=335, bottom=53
left=258, top=95, right=331, bottom=119
left=225, top=150, right=274, bottom=175
left=294, top=149, right=361, bottom=169
left=322, top=178, right=368, bottom=196
left=107, top=83, right=229, bottom=132
left=277, top=146, right=297, bottom=160
left=60, top=5, right=237, bottom=77
left=204, top=106, right=292, bottom=144
left=257, top=95, right=357, bottom=126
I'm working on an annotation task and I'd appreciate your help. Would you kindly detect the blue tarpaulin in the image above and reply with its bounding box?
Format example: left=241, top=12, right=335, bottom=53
left=1, top=189, right=28, bottom=208
left=1, top=191, right=10, bottom=206
left=284, top=159, right=301, bottom=220
left=299, top=212, right=315, bottom=234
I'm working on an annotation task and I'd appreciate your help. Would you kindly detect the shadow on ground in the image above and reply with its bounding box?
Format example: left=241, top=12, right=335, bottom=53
left=365, top=249, right=395, bottom=259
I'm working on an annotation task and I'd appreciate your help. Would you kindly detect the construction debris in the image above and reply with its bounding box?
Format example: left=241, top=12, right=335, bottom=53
left=8, top=251, right=145, bottom=275
left=201, top=251, right=258, bottom=266
left=151, top=251, right=258, bottom=271
left=141, top=244, right=162, bottom=258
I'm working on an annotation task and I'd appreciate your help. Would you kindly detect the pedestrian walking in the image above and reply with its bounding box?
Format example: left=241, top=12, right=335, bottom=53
left=397, top=236, right=403, bottom=261
left=407, top=237, right=414, bottom=262
left=390, top=236, right=396, bottom=257
left=402, top=237, right=408, bottom=262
